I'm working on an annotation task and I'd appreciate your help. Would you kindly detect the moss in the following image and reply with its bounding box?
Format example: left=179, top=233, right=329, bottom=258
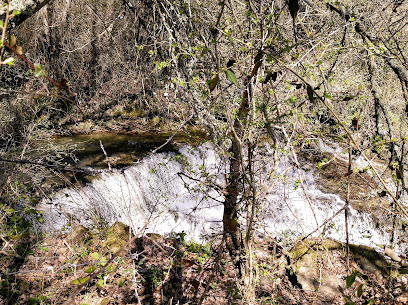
left=102, top=221, right=131, bottom=255
left=148, top=116, right=162, bottom=128
left=66, top=225, right=91, bottom=247
left=290, top=238, right=393, bottom=278
left=289, top=238, right=341, bottom=262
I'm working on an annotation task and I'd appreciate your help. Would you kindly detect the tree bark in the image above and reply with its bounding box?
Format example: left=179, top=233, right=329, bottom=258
left=223, top=76, right=251, bottom=276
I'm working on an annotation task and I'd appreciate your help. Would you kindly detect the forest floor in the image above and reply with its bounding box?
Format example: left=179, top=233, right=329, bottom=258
left=1, top=227, right=408, bottom=305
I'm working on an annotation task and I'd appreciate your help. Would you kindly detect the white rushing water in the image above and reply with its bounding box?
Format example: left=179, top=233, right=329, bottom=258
left=39, top=142, right=404, bottom=253
left=40, top=144, right=225, bottom=241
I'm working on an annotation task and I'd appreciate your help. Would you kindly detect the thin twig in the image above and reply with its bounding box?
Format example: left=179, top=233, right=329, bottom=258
left=150, top=113, right=194, bottom=155
left=276, top=57, right=408, bottom=219
left=346, top=138, right=352, bottom=271
left=99, top=140, right=111, bottom=171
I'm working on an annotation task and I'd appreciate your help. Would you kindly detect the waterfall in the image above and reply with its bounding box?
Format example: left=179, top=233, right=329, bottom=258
left=40, top=144, right=225, bottom=241
left=39, top=142, right=405, bottom=254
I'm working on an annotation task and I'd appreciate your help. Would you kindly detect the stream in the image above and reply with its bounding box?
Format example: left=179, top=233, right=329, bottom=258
left=38, top=133, right=408, bottom=255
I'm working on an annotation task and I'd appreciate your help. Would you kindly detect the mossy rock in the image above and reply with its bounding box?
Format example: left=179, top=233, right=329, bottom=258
left=65, top=225, right=91, bottom=246
left=289, top=238, right=395, bottom=297
left=289, top=238, right=341, bottom=262
left=102, top=221, right=131, bottom=255
left=348, top=244, right=390, bottom=277
left=289, top=238, right=344, bottom=297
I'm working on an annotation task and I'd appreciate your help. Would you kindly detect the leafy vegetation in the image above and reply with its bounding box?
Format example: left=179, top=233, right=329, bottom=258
left=1, top=0, right=408, bottom=303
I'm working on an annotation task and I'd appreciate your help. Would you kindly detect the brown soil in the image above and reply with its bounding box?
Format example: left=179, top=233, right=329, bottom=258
left=1, top=231, right=407, bottom=305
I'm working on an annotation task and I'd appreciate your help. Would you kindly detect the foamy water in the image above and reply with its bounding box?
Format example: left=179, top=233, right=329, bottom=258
left=38, top=142, right=406, bottom=254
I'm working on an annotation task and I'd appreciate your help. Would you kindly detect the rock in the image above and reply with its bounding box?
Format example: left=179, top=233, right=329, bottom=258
left=348, top=244, right=390, bottom=277
left=102, top=221, right=131, bottom=256
left=289, top=238, right=397, bottom=298
left=65, top=225, right=91, bottom=246
left=289, top=239, right=344, bottom=298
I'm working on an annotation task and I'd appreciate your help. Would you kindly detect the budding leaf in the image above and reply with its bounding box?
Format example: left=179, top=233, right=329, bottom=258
left=34, top=63, right=46, bottom=77
left=9, top=34, right=16, bottom=48
left=15, top=45, right=22, bottom=55
left=378, top=190, right=387, bottom=197
left=3, top=57, right=15, bottom=66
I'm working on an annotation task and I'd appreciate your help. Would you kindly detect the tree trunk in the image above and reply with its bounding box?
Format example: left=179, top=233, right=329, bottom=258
left=223, top=76, right=251, bottom=276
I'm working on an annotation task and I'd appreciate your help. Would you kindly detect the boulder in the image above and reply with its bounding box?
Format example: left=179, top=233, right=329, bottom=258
left=102, top=221, right=131, bottom=256
left=289, top=239, right=344, bottom=298
left=65, top=225, right=91, bottom=247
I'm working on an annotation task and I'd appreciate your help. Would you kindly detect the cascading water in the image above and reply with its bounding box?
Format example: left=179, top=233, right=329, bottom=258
left=40, top=144, right=226, bottom=241
left=39, top=141, right=406, bottom=254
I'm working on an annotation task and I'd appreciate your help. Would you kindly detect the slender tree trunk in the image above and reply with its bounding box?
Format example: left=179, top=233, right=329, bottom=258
left=223, top=76, right=251, bottom=277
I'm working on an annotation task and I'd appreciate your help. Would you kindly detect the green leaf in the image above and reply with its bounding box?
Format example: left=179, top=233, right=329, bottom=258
left=357, top=284, right=363, bottom=297
left=84, top=265, right=97, bottom=273
left=28, top=298, right=39, bottom=304
left=11, top=10, right=21, bottom=17
left=346, top=274, right=356, bottom=288
left=71, top=279, right=80, bottom=285
left=208, top=74, right=219, bottom=92
left=3, top=57, right=15, bottom=66
left=34, top=63, right=46, bottom=77
left=0, top=20, right=4, bottom=29
left=97, top=279, right=104, bottom=288
left=324, top=92, right=332, bottom=99
left=225, top=69, right=239, bottom=87
left=343, top=296, right=356, bottom=305
left=90, top=252, right=100, bottom=260
left=100, top=256, right=107, bottom=266
left=79, top=277, right=89, bottom=284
